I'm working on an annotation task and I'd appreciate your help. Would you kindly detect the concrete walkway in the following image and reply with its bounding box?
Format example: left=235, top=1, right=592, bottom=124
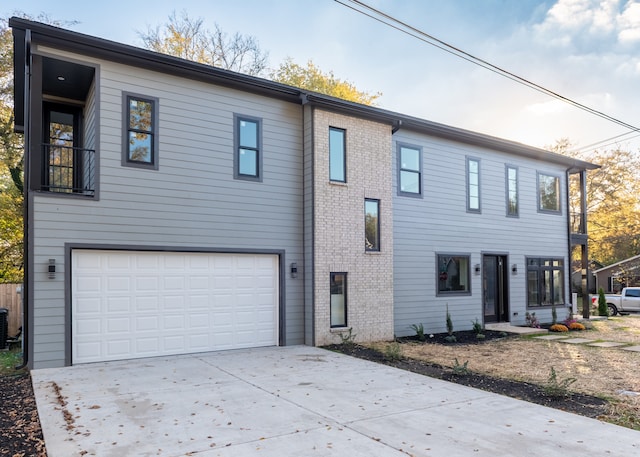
left=31, top=346, right=639, bottom=457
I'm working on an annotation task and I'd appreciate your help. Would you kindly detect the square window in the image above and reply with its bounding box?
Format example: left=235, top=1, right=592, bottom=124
left=234, top=115, right=262, bottom=181
left=527, top=257, right=564, bottom=307
left=365, top=199, right=380, bottom=252
left=330, top=272, right=347, bottom=327
left=437, top=254, right=471, bottom=295
left=398, top=144, right=422, bottom=196
left=123, top=94, right=158, bottom=170
left=329, top=127, right=346, bottom=182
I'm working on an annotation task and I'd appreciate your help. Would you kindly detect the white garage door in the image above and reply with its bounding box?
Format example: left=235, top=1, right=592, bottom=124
left=72, top=250, right=279, bottom=364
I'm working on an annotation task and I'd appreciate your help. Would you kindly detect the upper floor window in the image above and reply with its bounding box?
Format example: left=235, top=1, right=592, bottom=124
left=506, top=165, right=519, bottom=217
left=466, top=157, right=480, bottom=212
left=538, top=172, right=560, bottom=212
left=365, top=199, right=380, bottom=252
left=329, top=127, right=346, bottom=182
left=123, top=93, right=158, bottom=170
left=398, top=143, right=422, bottom=196
left=234, top=114, right=262, bottom=181
left=437, top=254, right=471, bottom=295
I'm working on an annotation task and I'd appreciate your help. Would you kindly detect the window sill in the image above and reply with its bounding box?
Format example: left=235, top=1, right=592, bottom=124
left=365, top=250, right=382, bottom=255
left=329, top=181, right=348, bottom=187
left=330, top=327, right=350, bottom=333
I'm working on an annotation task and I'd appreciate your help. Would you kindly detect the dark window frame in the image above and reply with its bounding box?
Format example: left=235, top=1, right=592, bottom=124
left=506, top=164, right=519, bottom=217
left=330, top=272, right=348, bottom=328
left=234, top=114, right=263, bottom=182
left=466, top=156, right=481, bottom=213
left=526, top=257, right=565, bottom=307
left=537, top=172, right=561, bottom=214
left=122, top=92, right=159, bottom=170
left=329, top=127, right=346, bottom=183
left=397, top=142, right=423, bottom=197
left=436, top=253, right=472, bottom=296
left=365, top=198, right=381, bottom=252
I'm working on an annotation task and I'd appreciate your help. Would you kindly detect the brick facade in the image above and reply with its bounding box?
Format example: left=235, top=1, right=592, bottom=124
left=312, top=109, right=394, bottom=345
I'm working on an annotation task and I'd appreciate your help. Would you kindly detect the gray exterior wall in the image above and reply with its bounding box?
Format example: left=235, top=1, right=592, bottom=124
left=29, top=50, right=305, bottom=368
left=392, top=130, right=571, bottom=336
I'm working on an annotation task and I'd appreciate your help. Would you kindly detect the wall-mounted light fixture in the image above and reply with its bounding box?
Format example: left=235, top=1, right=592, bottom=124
left=474, top=264, right=481, bottom=275
left=48, top=259, right=56, bottom=279
left=290, top=262, right=298, bottom=279
left=511, top=264, right=518, bottom=275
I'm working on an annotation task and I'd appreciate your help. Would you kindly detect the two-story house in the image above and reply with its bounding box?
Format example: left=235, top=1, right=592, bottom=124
left=11, top=18, right=597, bottom=369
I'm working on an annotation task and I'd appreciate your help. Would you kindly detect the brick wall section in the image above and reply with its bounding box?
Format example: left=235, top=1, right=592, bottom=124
left=312, top=109, right=394, bottom=345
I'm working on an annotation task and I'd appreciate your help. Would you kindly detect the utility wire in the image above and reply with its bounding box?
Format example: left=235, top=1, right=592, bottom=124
left=335, top=0, right=640, bottom=146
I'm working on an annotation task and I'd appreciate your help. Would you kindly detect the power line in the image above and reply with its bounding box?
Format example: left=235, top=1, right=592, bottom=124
left=335, top=0, right=640, bottom=145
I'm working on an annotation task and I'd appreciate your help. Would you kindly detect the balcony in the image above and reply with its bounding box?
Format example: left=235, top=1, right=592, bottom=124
left=42, top=143, right=95, bottom=196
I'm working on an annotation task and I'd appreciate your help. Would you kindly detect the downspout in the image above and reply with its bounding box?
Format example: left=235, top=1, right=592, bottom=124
left=16, top=29, right=31, bottom=370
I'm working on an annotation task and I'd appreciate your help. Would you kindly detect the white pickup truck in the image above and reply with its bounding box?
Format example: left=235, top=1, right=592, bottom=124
left=591, top=287, right=640, bottom=316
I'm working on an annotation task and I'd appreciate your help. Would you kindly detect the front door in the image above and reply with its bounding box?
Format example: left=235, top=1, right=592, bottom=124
left=43, top=103, right=81, bottom=193
left=483, top=255, right=509, bottom=323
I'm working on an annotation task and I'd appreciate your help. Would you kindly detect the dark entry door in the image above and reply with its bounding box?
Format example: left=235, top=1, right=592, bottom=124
left=483, top=255, right=509, bottom=323
left=43, top=103, right=81, bottom=193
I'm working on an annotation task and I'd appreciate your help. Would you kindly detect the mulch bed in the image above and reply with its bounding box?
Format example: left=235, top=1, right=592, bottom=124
left=0, top=372, right=47, bottom=457
left=326, top=330, right=609, bottom=419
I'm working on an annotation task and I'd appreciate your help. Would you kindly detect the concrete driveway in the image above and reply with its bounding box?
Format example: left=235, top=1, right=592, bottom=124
left=32, top=346, right=639, bottom=456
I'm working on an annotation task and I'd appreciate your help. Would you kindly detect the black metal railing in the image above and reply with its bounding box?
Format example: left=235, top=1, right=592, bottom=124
left=42, top=143, right=96, bottom=196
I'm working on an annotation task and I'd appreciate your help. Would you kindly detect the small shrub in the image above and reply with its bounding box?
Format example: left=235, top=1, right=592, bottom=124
left=597, top=287, right=608, bottom=317
left=471, top=318, right=483, bottom=335
left=543, top=367, right=576, bottom=398
left=384, top=342, right=403, bottom=361
left=568, top=322, right=585, bottom=331
left=549, top=324, right=569, bottom=332
left=410, top=323, right=426, bottom=342
left=476, top=333, right=486, bottom=340
left=452, top=358, right=471, bottom=375
left=446, top=304, right=454, bottom=336
left=525, top=311, right=540, bottom=328
left=564, top=316, right=577, bottom=327
left=444, top=335, right=457, bottom=343
left=338, top=328, right=357, bottom=347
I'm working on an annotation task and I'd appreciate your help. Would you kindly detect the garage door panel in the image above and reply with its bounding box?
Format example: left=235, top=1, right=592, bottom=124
left=72, top=251, right=278, bottom=364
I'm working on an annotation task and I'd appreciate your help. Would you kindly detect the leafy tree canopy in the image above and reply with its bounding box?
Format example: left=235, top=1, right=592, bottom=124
left=271, top=58, right=381, bottom=106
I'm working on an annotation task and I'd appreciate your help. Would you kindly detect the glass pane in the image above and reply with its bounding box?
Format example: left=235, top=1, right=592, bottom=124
left=539, top=174, right=559, bottom=211
left=469, top=195, right=479, bottom=210
left=365, top=200, right=379, bottom=251
left=239, top=148, right=258, bottom=176
left=240, top=119, right=258, bottom=148
left=128, top=132, right=152, bottom=163
left=553, top=269, right=563, bottom=304
left=129, top=99, right=153, bottom=132
left=329, top=128, right=345, bottom=181
left=527, top=270, right=539, bottom=305
left=330, top=273, right=347, bottom=327
left=400, top=147, right=420, bottom=171
left=468, top=159, right=478, bottom=174
left=542, top=270, right=552, bottom=305
left=438, top=256, right=469, bottom=293
left=400, top=170, right=419, bottom=193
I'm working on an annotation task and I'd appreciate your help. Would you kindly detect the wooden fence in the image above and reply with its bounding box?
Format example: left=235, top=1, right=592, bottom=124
left=0, top=283, right=22, bottom=338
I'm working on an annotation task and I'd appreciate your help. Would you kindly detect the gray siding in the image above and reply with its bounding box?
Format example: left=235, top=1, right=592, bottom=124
left=393, top=131, right=570, bottom=336
left=31, top=56, right=304, bottom=367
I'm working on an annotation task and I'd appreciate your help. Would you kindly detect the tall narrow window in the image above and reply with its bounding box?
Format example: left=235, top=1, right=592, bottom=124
left=538, top=172, right=560, bottom=212
left=467, top=157, right=480, bottom=212
left=329, top=127, right=346, bottom=182
left=330, top=272, right=347, bottom=327
left=506, top=165, right=519, bottom=216
left=365, top=199, right=380, bottom=252
left=234, top=115, right=262, bottom=181
left=124, top=94, right=158, bottom=169
left=398, top=144, right=422, bottom=196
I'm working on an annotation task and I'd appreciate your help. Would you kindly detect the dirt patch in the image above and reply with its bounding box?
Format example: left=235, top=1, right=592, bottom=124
left=329, top=315, right=640, bottom=430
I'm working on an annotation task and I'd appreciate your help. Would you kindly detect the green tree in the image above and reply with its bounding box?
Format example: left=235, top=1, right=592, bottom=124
left=139, top=10, right=269, bottom=76
left=597, top=287, right=608, bottom=317
left=271, top=58, right=381, bottom=105
left=552, top=139, right=640, bottom=265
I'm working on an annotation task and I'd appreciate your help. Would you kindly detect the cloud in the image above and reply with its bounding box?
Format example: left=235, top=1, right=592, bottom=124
left=618, top=1, right=640, bottom=43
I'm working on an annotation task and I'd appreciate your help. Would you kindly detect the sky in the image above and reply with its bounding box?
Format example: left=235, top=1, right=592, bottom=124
left=5, top=0, right=640, bottom=155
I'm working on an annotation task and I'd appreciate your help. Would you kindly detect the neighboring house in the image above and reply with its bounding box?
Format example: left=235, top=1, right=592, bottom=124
left=571, top=260, right=602, bottom=296
left=594, top=254, right=640, bottom=293
left=10, top=18, right=597, bottom=369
